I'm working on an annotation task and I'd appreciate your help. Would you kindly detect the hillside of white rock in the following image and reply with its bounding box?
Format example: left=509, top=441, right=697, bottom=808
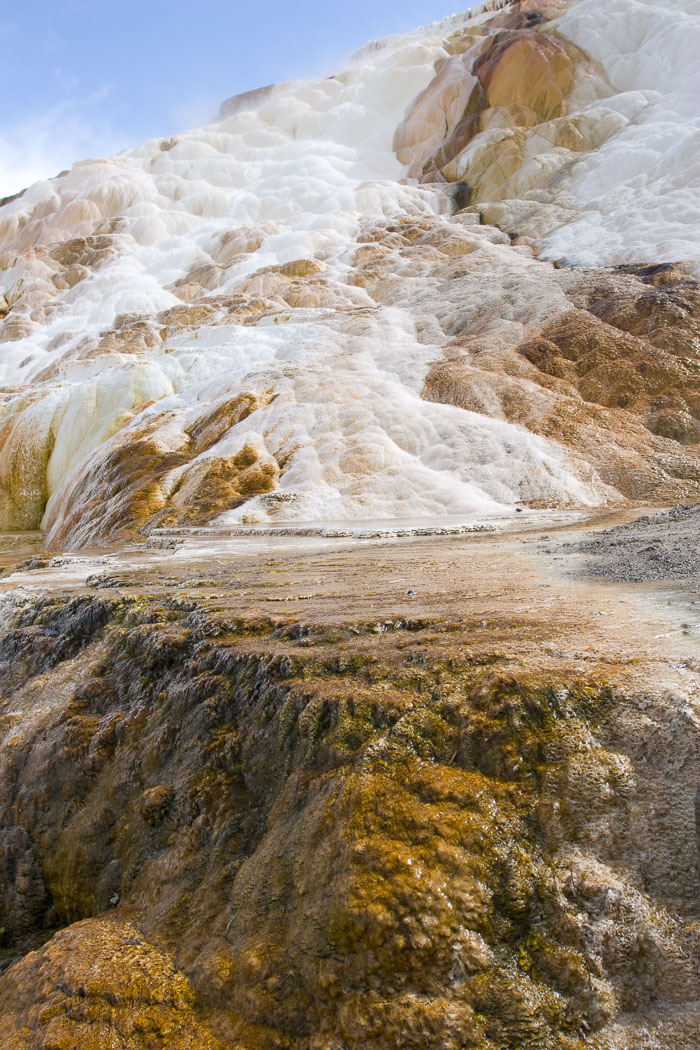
left=2, top=5, right=700, bottom=1050
left=0, top=0, right=699, bottom=548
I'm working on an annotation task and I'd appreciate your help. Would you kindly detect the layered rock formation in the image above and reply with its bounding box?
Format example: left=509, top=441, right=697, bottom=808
left=1, top=1, right=700, bottom=1047
left=0, top=542, right=698, bottom=1048
left=0, top=0, right=698, bottom=546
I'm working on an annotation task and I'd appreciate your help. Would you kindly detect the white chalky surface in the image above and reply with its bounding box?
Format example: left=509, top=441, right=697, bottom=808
left=0, top=0, right=698, bottom=539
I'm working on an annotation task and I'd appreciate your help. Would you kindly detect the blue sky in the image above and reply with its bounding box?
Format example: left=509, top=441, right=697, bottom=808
left=1, top=0, right=463, bottom=197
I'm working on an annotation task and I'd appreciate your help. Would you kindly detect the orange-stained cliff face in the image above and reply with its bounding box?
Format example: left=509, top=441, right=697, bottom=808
left=394, top=4, right=587, bottom=183
left=396, top=0, right=700, bottom=274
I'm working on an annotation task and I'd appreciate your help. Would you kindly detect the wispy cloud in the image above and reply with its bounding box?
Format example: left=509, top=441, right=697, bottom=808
left=0, top=85, right=125, bottom=198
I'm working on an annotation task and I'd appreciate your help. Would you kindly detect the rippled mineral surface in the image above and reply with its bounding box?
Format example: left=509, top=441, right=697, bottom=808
left=1, top=0, right=699, bottom=1047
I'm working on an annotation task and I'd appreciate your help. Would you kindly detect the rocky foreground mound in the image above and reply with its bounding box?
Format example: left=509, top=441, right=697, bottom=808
left=0, top=520, right=699, bottom=1048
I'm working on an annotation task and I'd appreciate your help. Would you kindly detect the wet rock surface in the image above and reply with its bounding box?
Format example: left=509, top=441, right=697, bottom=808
left=0, top=518, right=698, bottom=1049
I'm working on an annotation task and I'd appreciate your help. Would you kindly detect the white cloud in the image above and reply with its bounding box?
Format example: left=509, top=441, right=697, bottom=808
left=0, top=86, right=125, bottom=199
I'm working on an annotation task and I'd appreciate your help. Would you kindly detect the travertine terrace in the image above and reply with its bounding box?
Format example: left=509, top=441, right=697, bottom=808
left=0, top=1, right=699, bottom=1047
left=1, top=0, right=699, bottom=544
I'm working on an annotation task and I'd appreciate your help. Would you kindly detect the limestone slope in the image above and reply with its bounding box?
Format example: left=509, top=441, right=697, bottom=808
left=0, top=0, right=699, bottom=547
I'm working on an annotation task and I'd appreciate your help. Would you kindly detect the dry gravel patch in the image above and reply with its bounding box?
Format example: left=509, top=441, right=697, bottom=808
left=573, top=504, right=700, bottom=583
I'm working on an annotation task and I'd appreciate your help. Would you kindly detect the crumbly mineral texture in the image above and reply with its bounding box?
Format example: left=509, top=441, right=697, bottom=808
left=573, top=502, right=700, bottom=582
left=0, top=544, right=698, bottom=1048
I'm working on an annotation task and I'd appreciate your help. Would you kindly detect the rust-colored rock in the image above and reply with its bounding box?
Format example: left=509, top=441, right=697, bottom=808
left=474, top=30, right=576, bottom=122
left=0, top=586, right=697, bottom=1048
left=396, top=13, right=585, bottom=184
left=0, top=919, right=224, bottom=1049
left=169, top=446, right=279, bottom=526
left=519, top=280, right=700, bottom=445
